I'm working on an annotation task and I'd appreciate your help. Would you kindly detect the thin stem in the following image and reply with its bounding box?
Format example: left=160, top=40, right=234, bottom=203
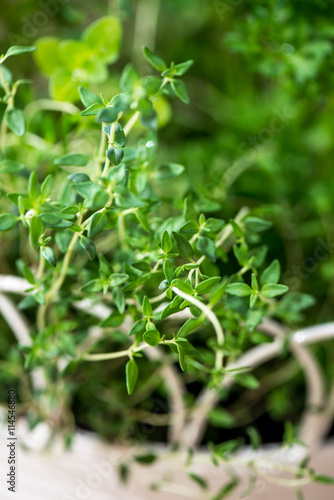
left=123, top=110, right=140, bottom=136
left=172, top=286, right=224, bottom=369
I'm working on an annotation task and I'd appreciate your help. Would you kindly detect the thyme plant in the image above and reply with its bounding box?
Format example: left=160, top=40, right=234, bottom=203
left=0, top=16, right=333, bottom=498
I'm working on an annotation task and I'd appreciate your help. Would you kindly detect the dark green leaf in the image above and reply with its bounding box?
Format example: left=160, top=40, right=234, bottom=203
left=41, top=246, right=56, bottom=267
left=143, top=329, right=160, bottom=346
left=120, top=63, right=140, bottom=92
left=142, top=296, right=152, bottom=317
left=226, top=282, right=252, bottom=297
left=209, top=408, right=235, bottom=428
left=174, top=60, right=194, bottom=76
left=78, top=86, right=101, bottom=107
left=0, top=159, right=24, bottom=173
left=0, top=213, right=18, bottom=231
left=106, top=146, right=124, bottom=165
left=133, top=453, right=157, bottom=464
left=188, top=473, right=207, bottom=489
left=6, top=108, right=25, bottom=136
left=80, top=279, right=105, bottom=292
left=234, top=372, right=259, bottom=389
left=261, top=283, right=289, bottom=298
left=161, top=230, right=172, bottom=254
left=172, top=231, right=192, bottom=260
left=177, top=317, right=203, bottom=337
left=155, top=163, right=185, bottom=180
left=40, top=213, right=72, bottom=229
left=2, top=45, right=36, bottom=62
left=87, top=211, right=108, bottom=237
left=245, top=216, right=272, bottom=233
left=79, top=235, right=96, bottom=260
left=260, top=260, right=280, bottom=286
left=195, top=277, right=221, bottom=294
left=171, top=80, right=189, bottom=104
left=95, top=107, right=118, bottom=123
left=196, top=236, right=216, bottom=262
left=114, top=123, right=126, bottom=147
left=141, top=75, right=162, bottom=95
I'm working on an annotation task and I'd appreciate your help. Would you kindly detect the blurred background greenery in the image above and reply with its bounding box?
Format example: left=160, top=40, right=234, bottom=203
left=1, top=0, right=334, bottom=445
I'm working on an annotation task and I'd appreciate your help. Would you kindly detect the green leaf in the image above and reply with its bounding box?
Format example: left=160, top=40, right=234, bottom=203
left=226, top=282, right=252, bottom=297
left=95, top=107, right=118, bottom=124
left=174, top=60, right=194, bottom=76
left=261, top=283, right=289, bottom=298
left=82, top=16, right=122, bottom=64
left=177, top=343, right=186, bottom=371
left=80, top=103, right=104, bottom=116
left=78, top=86, right=101, bottom=107
left=138, top=98, right=157, bottom=130
left=245, top=216, right=272, bottom=233
left=113, top=286, right=125, bottom=313
left=211, top=478, right=239, bottom=500
left=27, top=171, right=39, bottom=199
left=251, top=273, right=258, bottom=291
left=177, top=317, right=203, bottom=337
left=209, top=408, right=235, bottom=428
left=133, top=453, right=157, bottom=464
left=80, top=279, right=105, bottom=292
left=163, top=259, right=174, bottom=283
left=0, top=213, right=18, bottom=231
left=142, top=46, right=167, bottom=71
left=120, top=63, right=140, bottom=92
left=313, top=475, right=334, bottom=484
left=33, top=37, right=61, bottom=75
left=0, top=159, right=24, bottom=173
left=1, top=45, right=36, bottom=63
left=172, top=278, right=193, bottom=295
left=72, top=181, right=102, bottom=201
left=171, top=80, right=189, bottom=104
left=246, top=426, right=261, bottom=451
left=109, top=273, right=129, bottom=287
left=155, top=163, right=185, bottom=180
left=143, top=329, right=160, bottom=347
left=18, top=261, right=35, bottom=285
left=195, top=277, right=221, bottom=294
left=172, top=231, right=192, bottom=260
left=142, top=296, right=152, bottom=317
left=114, top=123, right=126, bottom=147
left=40, top=213, right=72, bottom=229
left=106, top=146, right=124, bottom=165
left=161, top=230, right=172, bottom=254
left=125, top=358, right=138, bottom=395
left=129, top=319, right=146, bottom=337
left=87, top=211, right=108, bottom=238
left=260, top=259, right=280, bottom=286
left=6, top=108, right=25, bottom=136
left=79, top=235, right=96, bottom=260
left=196, top=236, right=216, bottom=262
left=234, top=372, right=259, bottom=389
left=41, top=175, right=52, bottom=200
left=246, top=310, right=264, bottom=333
left=41, top=246, right=56, bottom=267
left=141, top=75, right=162, bottom=95
left=29, top=216, right=44, bottom=248
left=54, top=154, right=89, bottom=167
